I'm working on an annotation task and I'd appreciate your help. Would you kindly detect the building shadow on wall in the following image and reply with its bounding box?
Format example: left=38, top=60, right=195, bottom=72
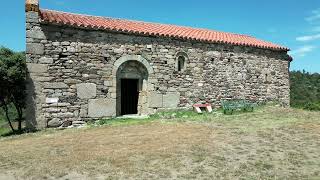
left=25, top=73, right=38, bottom=131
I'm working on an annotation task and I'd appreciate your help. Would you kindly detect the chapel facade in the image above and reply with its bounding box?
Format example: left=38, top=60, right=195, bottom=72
left=25, top=0, right=291, bottom=129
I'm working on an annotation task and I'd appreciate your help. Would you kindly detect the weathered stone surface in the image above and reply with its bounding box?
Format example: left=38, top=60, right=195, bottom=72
left=27, top=30, right=46, bottom=39
left=61, top=120, right=72, bottom=127
left=80, top=104, right=88, bottom=117
left=163, top=93, right=180, bottom=108
left=39, top=57, right=53, bottom=64
left=72, top=121, right=86, bottom=125
left=33, top=76, right=54, bottom=82
left=26, top=43, right=44, bottom=55
left=76, top=83, right=96, bottom=99
left=88, top=99, right=116, bottom=118
left=27, top=63, right=48, bottom=73
left=44, top=82, right=68, bottom=89
left=48, top=118, right=62, bottom=128
left=25, top=13, right=291, bottom=129
left=206, top=51, right=221, bottom=57
left=148, top=92, right=163, bottom=108
left=56, top=112, right=74, bottom=118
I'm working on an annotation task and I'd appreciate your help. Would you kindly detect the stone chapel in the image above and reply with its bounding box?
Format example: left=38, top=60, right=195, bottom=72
left=25, top=0, right=291, bottom=129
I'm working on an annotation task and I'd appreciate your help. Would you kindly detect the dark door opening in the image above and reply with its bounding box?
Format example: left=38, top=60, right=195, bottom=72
left=121, top=79, right=139, bottom=115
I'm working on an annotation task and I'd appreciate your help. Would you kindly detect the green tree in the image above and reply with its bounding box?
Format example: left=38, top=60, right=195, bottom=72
left=290, top=70, right=320, bottom=110
left=0, top=47, right=27, bottom=132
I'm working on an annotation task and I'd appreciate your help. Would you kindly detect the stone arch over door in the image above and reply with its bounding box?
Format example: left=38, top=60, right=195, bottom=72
left=110, top=55, right=155, bottom=116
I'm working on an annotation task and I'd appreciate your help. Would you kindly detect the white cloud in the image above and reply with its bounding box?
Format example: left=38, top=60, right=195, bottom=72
left=312, top=26, right=320, bottom=32
left=296, top=34, right=320, bottom=41
left=289, top=45, right=316, bottom=57
left=297, top=8, right=320, bottom=42
left=306, top=8, right=320, bottom=23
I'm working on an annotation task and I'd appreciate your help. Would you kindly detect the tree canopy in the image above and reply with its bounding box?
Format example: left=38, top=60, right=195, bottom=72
left=0, top=47, right=27, bottom=132
left=290, top=70, right=320, bottom=110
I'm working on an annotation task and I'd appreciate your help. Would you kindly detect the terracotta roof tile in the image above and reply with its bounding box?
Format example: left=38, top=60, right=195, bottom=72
left=39, top=9, right=289, bottom=51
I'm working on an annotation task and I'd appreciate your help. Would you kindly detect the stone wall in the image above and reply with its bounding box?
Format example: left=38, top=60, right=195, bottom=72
left=26, top=11, right=291, bottom=129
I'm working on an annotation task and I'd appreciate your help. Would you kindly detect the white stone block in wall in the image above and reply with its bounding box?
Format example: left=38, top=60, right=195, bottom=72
left=26, top=30, right=46, bottom=39
left=39, top=57, right=53, bottom=64
left=76, top=83, right=96, bottom=99
left=148, top=92, right=163, bottom=108
left=104, top=80, right=112, bottom=87
left=88, top=98, right=116, bottom=118
left=26, top=43, right=44, bottom=55
left=27, top=63, right=48, bottom=73
left=163, top=92, right=180, bottom=108
left=46, top=98, right=59, bottom=104
left=206, top=51, right=221, bottom=57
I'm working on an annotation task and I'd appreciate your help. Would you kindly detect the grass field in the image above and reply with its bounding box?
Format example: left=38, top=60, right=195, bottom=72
left=0, top=104, right=19, bottom=136
left=0, top=106, right=319, bottom=179
left=0, top=117, right=11, bottom=136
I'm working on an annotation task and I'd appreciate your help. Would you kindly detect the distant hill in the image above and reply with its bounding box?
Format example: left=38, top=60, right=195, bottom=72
left=290, top=70, right=320, bottom=110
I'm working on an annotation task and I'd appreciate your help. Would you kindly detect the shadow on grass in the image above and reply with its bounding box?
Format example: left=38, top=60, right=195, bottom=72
left=1, top=106, right=261, bottom=136
left=0, top=127, right=39, bottom=137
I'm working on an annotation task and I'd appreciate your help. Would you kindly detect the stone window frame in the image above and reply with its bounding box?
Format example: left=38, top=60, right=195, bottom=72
left=175, top=52, right=188, bottom=72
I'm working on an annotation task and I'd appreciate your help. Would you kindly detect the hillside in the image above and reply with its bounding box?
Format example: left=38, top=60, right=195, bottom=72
left=290, top=71, right=320, bottom=109
left=0, top=106, right=319, bottom=179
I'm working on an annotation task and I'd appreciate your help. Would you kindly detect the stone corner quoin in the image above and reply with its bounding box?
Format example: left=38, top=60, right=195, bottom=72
left=24, top=1, right=291, bottom=129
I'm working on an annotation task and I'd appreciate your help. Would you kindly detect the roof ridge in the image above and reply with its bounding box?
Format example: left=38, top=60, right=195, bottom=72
left=40, top=8, right=253, bottom=38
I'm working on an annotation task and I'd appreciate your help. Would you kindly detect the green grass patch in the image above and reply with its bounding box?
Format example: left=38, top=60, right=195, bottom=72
left=94, top=107, right=258, bottom=127
left=94, top=109, right=212, bottom=126
left=0, top=126, right=10, bottom=136
left=92, top=105, right=315, bottom=135
left=95, top=117, right=154, bottom=126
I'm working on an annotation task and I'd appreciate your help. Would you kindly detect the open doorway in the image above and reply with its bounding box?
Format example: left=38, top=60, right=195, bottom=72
left=121, top=79, right=139, bottom=115
left=116, top=60, right=149, bottom=116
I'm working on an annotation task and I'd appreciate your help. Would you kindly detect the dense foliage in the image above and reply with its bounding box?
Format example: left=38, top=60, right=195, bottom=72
left=0, top=47, right=27, bottom=132
left=290, top=70, right=320, bottom=111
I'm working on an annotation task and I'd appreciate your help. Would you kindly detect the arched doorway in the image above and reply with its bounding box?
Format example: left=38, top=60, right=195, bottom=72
left=116, top=60, right=149, bottom=115
left=111, top=55, right=155, bottom=116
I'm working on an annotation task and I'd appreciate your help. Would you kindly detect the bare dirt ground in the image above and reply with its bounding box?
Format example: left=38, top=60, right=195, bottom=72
left=0, top=106, right=319, bottom=180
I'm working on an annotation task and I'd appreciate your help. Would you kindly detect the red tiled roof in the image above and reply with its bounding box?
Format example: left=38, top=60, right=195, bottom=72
left=39, top=9, right=289, bottom=51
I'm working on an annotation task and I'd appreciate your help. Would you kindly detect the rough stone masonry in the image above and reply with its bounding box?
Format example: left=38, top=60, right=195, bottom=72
left=25, top=0, right=292, bottom=129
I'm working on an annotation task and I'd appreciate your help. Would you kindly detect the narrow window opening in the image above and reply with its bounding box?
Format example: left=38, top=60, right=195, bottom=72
left=265, top=74, right=269, bottom=83
left=178, top=56, right=185, bottom=72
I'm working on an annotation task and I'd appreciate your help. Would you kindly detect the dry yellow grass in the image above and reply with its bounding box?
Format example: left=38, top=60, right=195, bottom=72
left=0, top=106, right=319, bottom=179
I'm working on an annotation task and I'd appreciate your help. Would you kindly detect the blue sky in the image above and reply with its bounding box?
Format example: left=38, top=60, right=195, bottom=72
left=1, top=0, right=319, bottom=73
